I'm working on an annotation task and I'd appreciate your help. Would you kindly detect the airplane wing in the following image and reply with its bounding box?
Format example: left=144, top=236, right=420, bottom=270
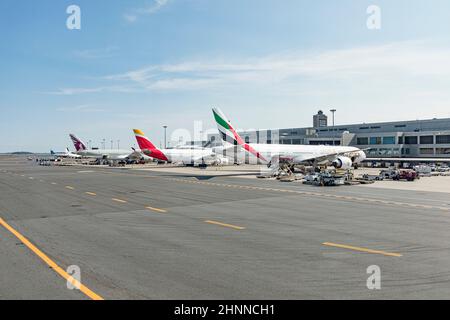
left=269, top=150, right=359, bottom=166
left=212, top=142, right=236, bottom=154
left=191, top=152, right=217, bottom=162
left=127, top=150, right=145, bottom=160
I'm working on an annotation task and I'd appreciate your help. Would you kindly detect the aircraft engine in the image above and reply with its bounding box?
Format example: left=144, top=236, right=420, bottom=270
left=213, top=157, right=230, bottom=166
left=332, top=156, right=353, bottom=169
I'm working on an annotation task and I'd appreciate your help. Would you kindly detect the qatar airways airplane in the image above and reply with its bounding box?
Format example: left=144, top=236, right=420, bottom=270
left=212, top=108, right=366, bottom=171
left=69, top=134, right=144, bottom=161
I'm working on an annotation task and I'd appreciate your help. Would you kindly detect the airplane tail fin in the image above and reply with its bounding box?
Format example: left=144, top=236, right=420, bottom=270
left=65, top=147, right=70, bottom=153
left=133, top=129, right=168, bottom=161
left=69, top=134, right=87, bottom=152
left=50, top=150, right=55, bottom=155
left=133, top=129, right=158, bottom=150
left=212, top=107, right=242, bottom=146
left=212, top=107, right=267, bottom=162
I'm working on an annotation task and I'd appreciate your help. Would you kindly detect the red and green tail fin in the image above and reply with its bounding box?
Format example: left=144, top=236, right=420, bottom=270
left=212, top=108, right=267, bottom=162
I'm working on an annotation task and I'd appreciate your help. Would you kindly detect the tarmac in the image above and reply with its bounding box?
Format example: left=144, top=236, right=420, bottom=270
left=1, top=155, right=450, bottom=299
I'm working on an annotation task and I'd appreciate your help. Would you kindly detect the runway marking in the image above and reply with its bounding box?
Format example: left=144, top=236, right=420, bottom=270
left=166, top=177, right=449, bottom=212
left=112, top=198, right=127, bottom=203
left=322, top=242, right=402, bottom=257
left=65, top=186, right=75, bottom=190
left=85, top=192, right=97, bottom=196
left=145, top=206, right=167, bottom=213
left=51, top=182, right=57, bottom=185
left=204, top=220, right=246, bottom=230
left=0, top=217, right=104, bottom=300
left=29, top=177, right=34, bottom=180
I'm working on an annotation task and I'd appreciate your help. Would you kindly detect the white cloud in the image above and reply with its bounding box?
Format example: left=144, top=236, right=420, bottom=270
left=43, top=86, right=138, bottom=95
left=73, top=46, right=119, bottom=59
left=123, top=14, right=138, bottom=23
left=48, top=41, right=450, bottom=99
left=56, top=104, right=105, bottom=112
left=102, top=41, right=450, bottom=91
left=124, top=0, right=170, bottom=23
left=44, top=87, right=105, bottom=95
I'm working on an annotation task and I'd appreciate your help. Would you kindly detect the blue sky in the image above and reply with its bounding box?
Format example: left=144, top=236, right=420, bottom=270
left=1, top=0, right=450, bottom=152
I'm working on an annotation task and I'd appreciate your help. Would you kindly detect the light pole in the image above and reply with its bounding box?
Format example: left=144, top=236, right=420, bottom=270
left=163, top=125, right=168, bottom=149
left=110, top=140, right=113, bottom=150
left=330, top=109, right=336, bottom=145
left=102, top=139, right=106, bottom=150
left=117, top=140, right=120, bottom=150
left=330, top=109, right=336, bottom=127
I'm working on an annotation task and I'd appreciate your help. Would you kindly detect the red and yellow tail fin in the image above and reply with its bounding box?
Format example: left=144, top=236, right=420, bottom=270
left=133, top=129, right=168, bottom=161
left=133, top=129, right=157, bottom=150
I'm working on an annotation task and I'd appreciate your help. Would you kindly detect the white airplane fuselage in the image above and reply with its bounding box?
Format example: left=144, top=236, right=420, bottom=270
left=240, top=143, right=366, bottom=165
left=145, top=148, right=217, bottom=164
left=76, top=149, right=140, bottom=160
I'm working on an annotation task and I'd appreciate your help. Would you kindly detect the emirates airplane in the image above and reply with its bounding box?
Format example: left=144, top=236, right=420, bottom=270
left=133, top=129, right=230, bottom=166
left=212, top=108, right=366, bottom=171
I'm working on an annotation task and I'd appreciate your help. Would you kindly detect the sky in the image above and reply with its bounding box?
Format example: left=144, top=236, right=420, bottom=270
left=1, top=0, right=450, bottom=152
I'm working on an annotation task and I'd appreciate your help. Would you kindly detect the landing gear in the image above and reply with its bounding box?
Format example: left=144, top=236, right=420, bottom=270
left=264, top=162, right=297, bottom=179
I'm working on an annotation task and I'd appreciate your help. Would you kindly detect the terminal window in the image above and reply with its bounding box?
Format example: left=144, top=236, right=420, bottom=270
left=420, top=148, right=434, bottom=154
left=382, top=136, right=395, bottom=144
left=357, top=137, right=369, bottom=145
left=404, top=136, right=418, bottom=144
left=436, top=135, right=450, bottom=144
left=370, top=137, right=382, bottom=145
left=436, top=148, right=450, bottom=154
left=420, top=136, right=434, bottom=144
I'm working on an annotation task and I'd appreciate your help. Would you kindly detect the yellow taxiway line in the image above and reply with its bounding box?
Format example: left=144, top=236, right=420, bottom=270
left=65, top=186, right=75, bottom=190
left=145, top=206, right=167, bottom=213
left=0, top=217, right=104, bottom=300
left=111, top=198, right=127, bottom=203
left=85, top=192, right=97, bottom=196
left=323, top=242, right=402, bottom=257
left=204, top=220, right=246, bottom=230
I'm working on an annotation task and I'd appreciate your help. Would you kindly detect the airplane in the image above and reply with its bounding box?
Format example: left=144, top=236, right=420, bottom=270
left=50, top=148, right=81, bottom=158
left=133, top=129, right=230, bottom=166
left=212, top=108, right=366, bottom=173
left=69, top=134, right=145, bottom=162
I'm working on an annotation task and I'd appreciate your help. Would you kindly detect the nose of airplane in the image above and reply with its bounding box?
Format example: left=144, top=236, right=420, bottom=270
left=358, top=150, right=366, bottom=162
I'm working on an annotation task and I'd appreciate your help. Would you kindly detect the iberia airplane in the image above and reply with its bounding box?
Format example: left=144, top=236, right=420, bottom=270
left=133, top=129, right=229, bottom=166
left=212, top=108, right=366, bottom=170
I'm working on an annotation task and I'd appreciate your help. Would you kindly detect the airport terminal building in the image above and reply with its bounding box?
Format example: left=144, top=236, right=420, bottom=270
left=205, top=111, right=450, bottom=158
